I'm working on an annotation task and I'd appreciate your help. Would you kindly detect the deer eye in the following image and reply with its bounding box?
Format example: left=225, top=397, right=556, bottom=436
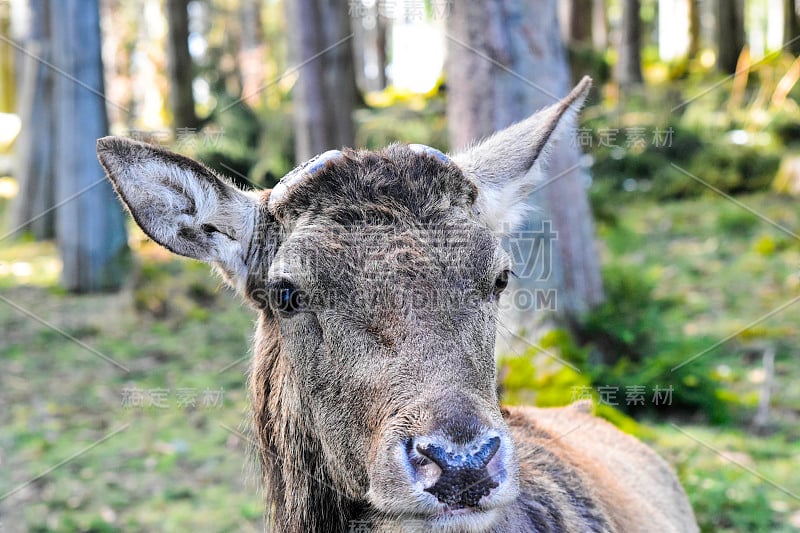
left=268, top=280, right=307, bottom=315
left=493, top=270, right=510, bottom=297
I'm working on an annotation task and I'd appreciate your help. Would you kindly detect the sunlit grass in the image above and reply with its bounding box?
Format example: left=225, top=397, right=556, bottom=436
left=0, top=240, right=61, bottom=288
left=0, top=176, right=18, bottom=198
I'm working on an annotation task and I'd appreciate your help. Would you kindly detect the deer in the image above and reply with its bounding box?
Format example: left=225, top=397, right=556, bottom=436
left=97, top=77, right=698, bottom=532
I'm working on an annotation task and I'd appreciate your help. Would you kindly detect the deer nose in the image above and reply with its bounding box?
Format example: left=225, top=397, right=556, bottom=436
left=407, top=434, right=503, bottom=508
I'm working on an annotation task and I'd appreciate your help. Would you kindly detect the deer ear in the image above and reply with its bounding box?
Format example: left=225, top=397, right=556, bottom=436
left=452, top=76, right=591, bottom=231
left=96, top=137, right=261, bottom=292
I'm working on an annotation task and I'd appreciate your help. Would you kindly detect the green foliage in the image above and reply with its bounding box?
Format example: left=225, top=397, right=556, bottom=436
left=355, top=97, right=449, bottom=151
left=0, top=255, right=262, bottom=531
left=769, top=110, right=800, bottom=147
left=685, top=144, right=780, bottom=196
left=191, top=85, right=295, bottom=191
left=567, top=45, right=611, bottom=89
left=593, top=403, right=647, bottom=437
left=499, top=345, right=646, bottom=438
left=589, top=120, right=780, bottom=204
left=689, top=467, right=774, bottom=531
left=250, top=104, right=295, bottom=188
left=658, top=425, right=799, bottom=532
left=501, top=350, right=588, bottom=408
left=579, top=264, right=666, bottom=361
left=192, top=97, right=262, bottom=189
left=585, top=66, right=791, bottom=209
left=714, top=207, right=759, bottom=235
left=538, top=329, right=589, bottom=366
left=582, top=264, right=730, bottom=423
left=500, top=261, right=732, bottom=425
left=588, top=343, right=731, bottom=424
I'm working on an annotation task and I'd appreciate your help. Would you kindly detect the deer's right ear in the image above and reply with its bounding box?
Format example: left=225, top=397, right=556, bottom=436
left=97, top=136, right=264, bottom=292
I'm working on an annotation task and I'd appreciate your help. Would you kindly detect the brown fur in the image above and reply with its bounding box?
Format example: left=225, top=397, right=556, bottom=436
left=503, top=406, right=696, bottom=532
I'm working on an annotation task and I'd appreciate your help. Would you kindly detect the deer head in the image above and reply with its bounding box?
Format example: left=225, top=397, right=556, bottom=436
left=97, top=77, right=590, bottom=532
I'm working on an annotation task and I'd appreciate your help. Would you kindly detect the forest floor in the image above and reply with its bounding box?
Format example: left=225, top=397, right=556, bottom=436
left=0, top=192, right=799, bottom=532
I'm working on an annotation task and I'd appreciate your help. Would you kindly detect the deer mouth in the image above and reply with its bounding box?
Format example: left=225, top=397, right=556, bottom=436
left=422, top=506, right=501, bottom=532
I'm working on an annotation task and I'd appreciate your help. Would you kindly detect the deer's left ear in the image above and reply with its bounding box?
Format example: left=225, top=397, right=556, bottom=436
left=452, top=76, right=591, bottom=231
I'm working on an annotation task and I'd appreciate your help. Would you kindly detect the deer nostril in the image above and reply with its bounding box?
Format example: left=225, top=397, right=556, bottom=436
left=416, top=435, right=500, bottom=471
left=415, top=442, right=449, bottom=469
left=406, top=439, right=443, bottom=488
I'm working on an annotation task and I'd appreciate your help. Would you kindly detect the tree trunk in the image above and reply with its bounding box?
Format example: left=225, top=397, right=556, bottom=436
left=351, top=5, right=367, bottom=92
left=165, top=0, right=198, bottom=130
left=287, top=0, right=357, bottom=161
left=0, top=2, right=14, bottom=113
left=716, top=0, right=744, bottom=74
left=352, top=2, right=389, bottom=93
left=592, top=0, right=608, bottom=50
left=50, top=0, right=129, bottom=292
left=9, top=0, right=55, bottom=240
left=375, top=10, right=388, bottom=89
left=688, top=0, right=700, bottom=59
left=447, top=0, right=604, bottom=328
left=239, top=0, right=266, bottom=108
left=568, top=0, right=594, bottom=45
left=616, top=0, right=643, bottom=88
left=784, top=0, right=800, bottom=56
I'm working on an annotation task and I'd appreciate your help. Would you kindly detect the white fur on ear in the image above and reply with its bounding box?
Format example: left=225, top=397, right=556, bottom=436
left=97, top=136, right=260, bottom=293
left=453, top=76, right=592, bottom=232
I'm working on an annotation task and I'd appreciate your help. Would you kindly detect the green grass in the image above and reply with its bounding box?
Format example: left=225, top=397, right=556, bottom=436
left=0, top=247, right=263, bottom=532
left=651, top=424, right=800, bottom=532
left=598, top=191, right=800, bottom=531
left=595, top=192, right=800, bottom=427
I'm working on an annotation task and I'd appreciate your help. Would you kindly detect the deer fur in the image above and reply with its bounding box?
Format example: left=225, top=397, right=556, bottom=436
left=97, top=77, right=698, bottom=532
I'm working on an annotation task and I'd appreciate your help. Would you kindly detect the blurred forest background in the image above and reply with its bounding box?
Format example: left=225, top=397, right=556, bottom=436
left=1, top=0, right=800, bottom=531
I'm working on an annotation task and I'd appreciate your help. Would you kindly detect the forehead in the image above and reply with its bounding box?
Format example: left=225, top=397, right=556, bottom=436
left=269, top=208, right=504, bottom=292
left=268, top=144, right=478, bottom=221
left=263, top=146, right=503, bottom=281
left=284, top=216, right=498, bottom=266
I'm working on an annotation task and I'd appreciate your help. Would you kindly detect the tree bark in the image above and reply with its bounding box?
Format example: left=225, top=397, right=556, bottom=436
left=688, top=0, right=700, bottom=60
left=447, top=0, right=604, bottom=326
left=50, top=0, right=129, bottom=292
left=784, top=0, right=800, bottom=56
left=165, top=0, right=198, bottom=130
left=375, top=9, right=388, bottom=89
left=239, top=0, right=266, bottom=107
left=352, top=2, right=388, bottom=93
left=716, top=0, right=744, bottom=74
left=616, top=0, right=643, bottom=88
left=568, top=0, right=594, bottom=45
left=0, top=1, right=14, bottom=113
left=287, top=0, right=357, bottom=161
left=9, top=0, right=55, bottom=240
left=592, top=0, right=608, bottom=51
